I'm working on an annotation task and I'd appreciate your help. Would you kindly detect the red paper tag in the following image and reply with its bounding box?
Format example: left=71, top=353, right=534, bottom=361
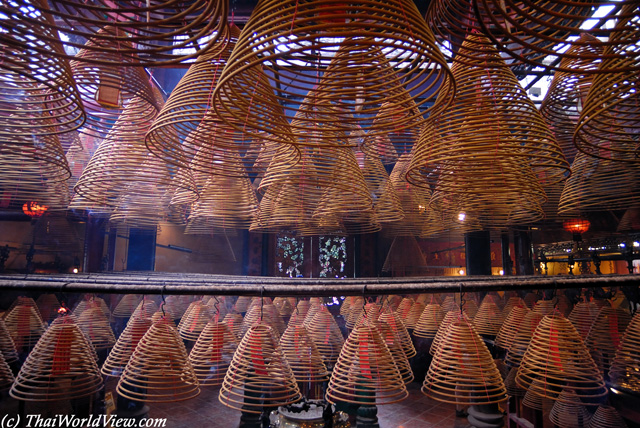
left=359, top=339, right=372, bottom=379
left=210, top=327, right=223, bottom=363
left=52, top=325, right=72, bottom=375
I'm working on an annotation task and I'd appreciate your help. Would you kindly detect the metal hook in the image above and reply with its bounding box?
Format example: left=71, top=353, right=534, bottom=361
left=459, top=283, right=466, bottom=315
left=160, top=285, right=166, bottom=317
left=260, top=286, right=265, bottom=321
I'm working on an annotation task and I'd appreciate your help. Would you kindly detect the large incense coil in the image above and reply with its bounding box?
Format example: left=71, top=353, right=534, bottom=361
left=188, top=321, right=238, bottom=387
left=396, top=298, right=415, bottom=321
left=377, top=322, right=414, bottom=384
left=609, top=312, right=640, bottom=391
left=7, top=297, right=43, bottom=321
left=76, top=306, right=116, bottom=350
left=36, top=294, right=61, bottom=323
left=0, top=352, right=14, bottom=391
left=378, top=310, right=416, bottom=359
left=117, top=316, right=200, bottom=402
left=73, top=295, right=111, bottom=319
left=27, top=0, right=227, bottom=66
left=504, top=368, right=526, bottom=397
left=307, top=306, right=345, bottom=366
left=4, top=305, right=46, bottom=351
left=233, top=296, right=252, bottom=313
left=504, top=311, right=544, bottom=368
left=549, top=389, right=592, bottom=428
left=287, top=312, right=306, bottom=328
left=568, top=301, right=601, bottom=339
left=422, top=316, right=507, bottom=405
left=382, top=295, right=404, bottom=311
left=473, top=296, right=504, bottom=337
left=219, top=323, right=302, bottom=413
left=178, top=300, right=214, bottom=342
left=0, top=0, right=84, bottom=136
left=340, top=296, right=363, bottom=317
left=112, top=294, right=142, bottom=318
left=585, top=307, right=631, bottom=376
left=303, top=302, right=323, bottom=329
left=212, top=1, right=453, bottom=147
left=326, top=325, right=408, bottom=405
left=352, top=303, right=383, bottom=330
left=101, top=315, right=152, bottom=377
left=403, top=302, right=426, bottom=330
left=413, top=304, right=445, bottom=339
left=540, top=33, right=604, bottom=164
left=131, top=298, right=160, bottom=320
left=495, top=306, right=530, bottom=350
left=502, top=296, right=527, bottom=318
left=10, top=316, right=103, bottom=401
left=221, top=314, right=244, bottom=340
left=0, top=319, right=18, bottom=365
left=515, top=314, right=607, bottom=403
left=589, top=405, right=629, bottom=428
left=532, top=299, right=556, bottom=316
left=522, top=378, right=556, bottom=411
left=430, top=310, right=467, bottom=356
left=474, top=0, right=639, bottom=74
left=241, top=303, right=286, bottom=339
left=279, top=324, right=329, bottom=384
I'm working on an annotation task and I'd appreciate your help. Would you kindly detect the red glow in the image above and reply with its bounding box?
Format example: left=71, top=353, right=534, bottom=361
left=22, top=201, right=48, bottom=217
left=563, top=219, right=591, bottom=235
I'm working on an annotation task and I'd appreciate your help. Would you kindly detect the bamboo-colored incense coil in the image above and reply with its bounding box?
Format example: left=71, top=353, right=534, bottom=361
left=360, top=151, right=404, bottom=225
left=422, top=316, right=507, bottom=405
left=340, top=296, right=357, bottom=316
left=463, top=300, right=479, bottom=320
left=0, top=352, right=14, bottom=391
left=568, top=302, right=601, bottom=339
left=0, top=319, right=18, bottom=365
left=378, top=310, right=416, bottom=359
left=117, top=316, right=200, bottom=402
left=377, top=322, right=414, bottom=384
left=609, top=312, right=640, bottom=391
left=4, top=305, right=46, bottom=352
left=76, top=306, right=116, bottom=351
left=401, top=302, right=424, bottom=330
left=131, top=298, right=160, bottom=320
left=241, top=303, right=286, bottom=339
left=188, top=321, right=238, bottom=387
left=413, top=304, right=445, bottom=339
left=307, top=306, right=345, bottom=367
left=557, top=294, right=574, bottom=317
left=504, top=368, right=526, bottom=398
left=383, top=295, right=405, bottom=311
left=396, top=298, right=415, bottom=321
left=532, top=299, right=556, bottom=316
left=178, top=300, right=214, bottom=342
left=353, top=303, right=383, bottom=329
left=430, top=311, right=467, bottom=356
left=234, top=296, right=252, bottom=313
left=101, top=315, right=152, bottom=377
left=549, top=389, right=592, bottom=428
left=35, top=294, right=61, bottom=323
left=326, top=325, right=408, bottom=405
left=279, top=324, right=329, bottom=384
left=7, top=297, right=43, bottom=322
left=303, top=302, right=324, bottom=330
left=112, top=295, right=142, bottom=318
left=287, top=312, right=306, bottom=328
left=585, top=307, right=632, bottom=376
left=221, top=314, right=244, bottom=340
left=522, top=378, right=556, bottom=411
left=495, top=306, right=530, bottom=350
left=10, top=316, right=103, bottom=401
left=73, top=296, right=110, bottom=320
left=219, top=324, right=302, bottom=413
left=516, top=314, right=607, bottom=403
left=473, top=297, right=504, bottom=337
left=473, top=0, right=639, bottom=74
left=504, top=311, right=544, bottom=368
left=589, top=405, right=629, bottom=428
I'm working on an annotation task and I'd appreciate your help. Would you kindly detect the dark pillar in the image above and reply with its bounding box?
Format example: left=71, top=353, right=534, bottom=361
left=501, top=232, right=513, bottom=276
left=513, top=229, right=534, bottom=275
left=464, top=230, right=492, bottom=276
left=106, top=228, right=117, bottom=271
left=83, top=217, right=107, bottom=273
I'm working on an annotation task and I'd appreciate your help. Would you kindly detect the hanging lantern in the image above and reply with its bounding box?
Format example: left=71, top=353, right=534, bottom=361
left=563, top=219, right=591, bottom=235
left=22, top=202, right=48, bottom=218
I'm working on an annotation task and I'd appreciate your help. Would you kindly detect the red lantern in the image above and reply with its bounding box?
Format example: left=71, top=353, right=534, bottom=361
left=563, top=219, right=591, bottom=235
left=22, top=201, right=49, bottom=217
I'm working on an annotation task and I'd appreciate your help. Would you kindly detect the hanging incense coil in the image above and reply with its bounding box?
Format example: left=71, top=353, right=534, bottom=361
left=585, top=307, right=632, bottom=376
left=515, top=314, right=607, bottom=403
left=473, top=296, right=504, bottom=337
left=273, top=297, right=294, bottom=317
left=422, top=316, right=507, bottom=405
left=353, top=303, right=383, bottom=329
left=279, top=324, right=329, bottom=384
left=73, top=295, right=111, bottom=319
left=430, top=310, right=471, bottom=356
left=307, top=306, right=345, bottom=366
left=101, top=315, right=152, bottom=377
left=0, top=0, right=85, bottom=136
left=188, top=321, right=238, bottom=387
left=474, top=0, right=639, bottom=74
left=178, top=300, right=215, bottom=342
left=117, top=316, right=200, bottom=402
left=0, top=352, right=14, bottom=391
left=221, top=313, right=244, bottom=340
left=131, top=298, right=160, bottom=320
left=609, top=312, right=640, bottom=391
left=522, top=378, right=556, bottom=411
left=396, top=297, right=415, bottom=321
left=4, top=305, right=46, bottom=352
left=504, top=311, right=544, bottom=368
left=377, top=322, right=414, bottom=384
left=7, top=297, right=43, bottom=321
left=378, top=310, right=416, bottom=359
left=219, top=323, right=302, bottom=413
left=495, top=306, right=530, bottom=350
left=568, top=301, right=601, bottom=339
left=212, top=0, right=453, bottom=148
left=10, top=316, right=103, bottom=401
left=504, top=368, right=526, bottom=398
left=35, top=294, right=61, bottom=323
left=241, top=303, right=286, bottom=339
left=403, top=302, right=426, bottom=330
left=234, top=296, right=252, bottom=313
left=589, top=405, right=629, bottom=428
left=326, top=325, right=407, bottom=405
left=532, top=299, right=556, bottom=316
left=360, top=150, right=404, bottom=225
left=303, top=302, right=324, bottom=329
left=549, top=389, right=593, bottom=428
left=112, top=294, right=142, bottom=318
left=0, top=319, right=18, bottom=365
left=29, top=0, right=228, bottom=66
left=414, top=304, right=445, bottom=339
left=76, top=306, right=116, bottom=350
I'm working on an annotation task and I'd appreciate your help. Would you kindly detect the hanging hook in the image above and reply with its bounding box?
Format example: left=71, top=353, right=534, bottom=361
left=459, top=283, right=466, bottom=316
left=160, top=285, right=166, bottom=317
left=260, top=286, right=265, bottom=321
left=552, top=280, right=559, bottom=311
left=362, top=284, right=368, bottom=319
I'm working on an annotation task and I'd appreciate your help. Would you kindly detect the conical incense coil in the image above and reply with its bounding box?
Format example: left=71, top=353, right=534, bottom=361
left=532, top=299, right=555, bottom=316
left=377, top=322, right=414, bottom=384
left=431, top=310, right=466, bottom=356
left=76, top=306, right=116, bottom=350
left=302, top=302, right=323, bottom=329
left=112, top=294, right=142, bottom=318
left=241, top=303, right=286, bottom=339
left=131, top=298, right=160, bottom=320
left=422, top=316, right=507, bottom=405
left=0, top=352, right=14, bottom=391
left=307, top=306, right=345, bottom=366
left=549, top=389, right=592, bottom=428
left=522, top=378, right=556, bottom=411
left=10, top=317, right=103, bottom=401
left=396, top=298, right=415, bottom=321
left=273, top=297, right=294, bottom=317
left=495, top=306, right=530, bottom=350
left=504, top=311, right=543, bottom=368
left=101, top=315, right=152, bottom=377
left=609, top=311, right=640, bottom=391
left=504, top=368, right=526, bottom=398
left=7, top=297, right=43, bottom=321
left=589, top=405, right=629, bottom=428
left=414, top=304, right=445, bottom=339
left=378, top=310, right=416, bottom=359
left=403, top=302, right=426, bottom=330
left=219, top=324, right=302, bottom=413
left=188, top=321, right=238, bottom=387
left=568, top=301, right=601, bottom=339
left=326, top=325, right=408, bottom=405
left=117, top=316, right=200, bottom=402
left=353, top=303, right=383, bottom=329
left=4, top=305, right=46, bottom=351
left=178, top=300, right=215, bottom=342
left=360, top=151, right=404, bottom=224
left=473, top=296, right=504, bottom=337
left=515, top=314, right=607, bottom=403
left=585, top=306, right=632, bottom=376
left=221, top=314, right=244, bottom=340
left=0, top=319, right=18, bottom=365
left=279, top=324, right=329, bottom=384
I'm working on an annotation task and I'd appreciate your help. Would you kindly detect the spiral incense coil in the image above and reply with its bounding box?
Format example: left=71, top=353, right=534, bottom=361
left=515, top=314, right=607, bottom=403
left=101, top=315, right=152, bottom=377
left=609, top=312, right=640, bottom=391
left=10, top=316, right=103, bottom=401
left=241, top=303, right=286, bottom=339
left=4, top=305, right=46, bottom=352
left=549, top=389, right=592, bottom=428
left=112, top=294, right=142, bottom=318
left=502, top=297, right=527, bottom=318
left=422, top=316, right=507, bottom=405
left=504, top=311, right=544, bottom=368
left=219, top=323, right=302, bottom=413
left=117, top=316, right=200, bottom=402
left=273, top=297, right=294, bottom=317
left=188, top=321, right=238, bottom=387
left=29, top=0, right=228, bottom=66
left=131, top=298, right=160, bottom=320
left=403, top=302, right=426, bottom=330
left=160, top=297, right=186, bottom=320
left=233, top=296, right=252, bottom=313
left=522, top=378, right=556, bottom=411
left=473, top=297, right=504, bottom=337
left=73, top=295, right=111, bottom=319
left=589, top=405, right=629, bottom=428
left=287, top=312, right=306, bottom=328
left=0, top=352, right=14, bottom=391
left=212, top=0, right=453, bottom=149
left=504, top=368, right=526, bottom=398
left=378, top=310, right=416, bottom=359
left=307, top=306, right=345, bottom=366
left=495, top=306, right=530, bottom=350
left=76, top=306, right=116, bottom=351
left=279, top=324, right=329, bottom=384
left=178, top=300, right=214, bottom=342
left=396, top=297, right=415, bottom=321
left=532, top=299, right=555, bottom=316
left=568, top=301, right=601, bottom=339
left=222, top=314, right=244, bottom=340
left=0, top=0, right=85, bottom=136
left=0, top=319, right=18, bottom=365
left=382, top=295, right=404, bottom=311
left=303, top=301, right=323, bottom=329
left=294, top=300, right=312, bottom=321
left=7, top=297, right=43, bottom=321
left=430, top=311, right=468, bottom=356
left=340, top=296, right=362, bottom=317
left=413, top=304, right=445, bottom=339
left=474, top=0, right=639, bottom=74
left=326, top=325, right=407, bottom=405
left=585, top=307, right=631, bottom=376
left=377, top=322, right=413, bottom=384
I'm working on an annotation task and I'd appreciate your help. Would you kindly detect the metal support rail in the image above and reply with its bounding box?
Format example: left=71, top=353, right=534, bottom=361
left=0, top=272, right=637, bottom=297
